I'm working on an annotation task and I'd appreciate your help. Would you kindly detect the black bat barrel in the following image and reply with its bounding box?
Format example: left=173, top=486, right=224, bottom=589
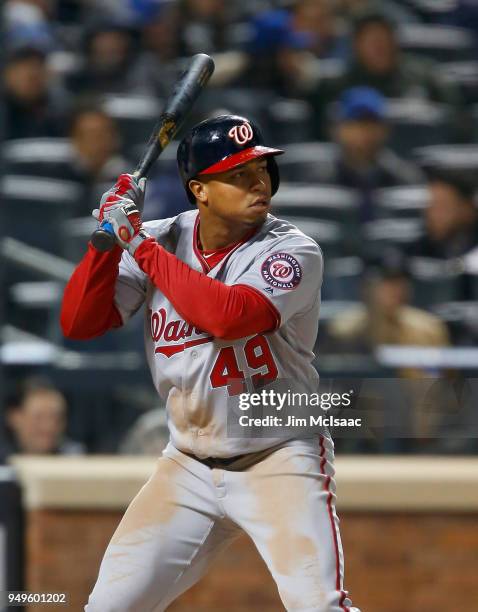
left=91, top=54, right=215, bottom=252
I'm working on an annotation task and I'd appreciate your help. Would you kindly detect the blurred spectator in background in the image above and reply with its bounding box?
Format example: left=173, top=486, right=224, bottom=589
left=130, top=1, right=180, bottom=97
left=292, top=0, right=349, bottom=61
left=4, top=0, right=57, bottom=51
left=177, top=0, right=234, bottom=56
left=412, top=171, right=478, bottom=302
left=66, top=21, right=138, bottom=96
left=310, top=10, right=463, bottom=139
left=3, top=46, right=70, bottom=140
left=328, top=254, right=467, bottom=456
left=413, top=171, right=478, bottom=261
left=119, top=407, right=169, bottom=455
left=65, top=103, right=130, bottom=212
left=343, top=11, right=459, bottom=102
left=328, top=253, right=450, bottom=369
left=238, top=0, right=348, bottom=96
left=0, top=377, right=85, bottom=463
left=322, top=86, right=422, bottom=221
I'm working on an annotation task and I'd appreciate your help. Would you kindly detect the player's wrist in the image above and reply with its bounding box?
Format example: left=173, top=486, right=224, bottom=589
left=127, top=229, right=154, bottom=257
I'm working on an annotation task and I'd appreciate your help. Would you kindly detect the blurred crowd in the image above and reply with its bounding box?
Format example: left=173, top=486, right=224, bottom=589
left=0, top=376, right=85, bottom=463
left=2, top=0, right=478, bottom=457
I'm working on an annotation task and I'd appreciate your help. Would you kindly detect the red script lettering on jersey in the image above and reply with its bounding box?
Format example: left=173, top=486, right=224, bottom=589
left=150, top=308, right=212, bottom=357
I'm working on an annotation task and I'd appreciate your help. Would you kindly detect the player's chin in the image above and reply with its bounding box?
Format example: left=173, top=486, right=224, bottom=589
left=244, top=203, right=270, bottom=224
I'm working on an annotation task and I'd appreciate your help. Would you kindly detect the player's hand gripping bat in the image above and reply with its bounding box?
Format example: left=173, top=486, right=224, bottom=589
left=91, top=53, right=215, bottom=252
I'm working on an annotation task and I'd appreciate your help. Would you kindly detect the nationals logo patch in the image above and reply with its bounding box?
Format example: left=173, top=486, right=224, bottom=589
left=261, top=252, right=302, bottom=290
left=228, top=122, right=254, bottom=146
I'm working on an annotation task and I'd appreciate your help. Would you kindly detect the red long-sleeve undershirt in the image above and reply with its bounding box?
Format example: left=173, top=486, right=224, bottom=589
left=60, top=243, right=123, bottom=339
left=61, top=239, right=280, bottom=341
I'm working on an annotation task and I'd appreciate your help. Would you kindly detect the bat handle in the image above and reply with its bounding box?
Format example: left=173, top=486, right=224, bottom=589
left=91, top=222, right=116, bottom=252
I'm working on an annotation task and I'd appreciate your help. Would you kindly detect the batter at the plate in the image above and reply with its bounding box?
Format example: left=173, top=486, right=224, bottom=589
left=61, top=114, right=360, bottom=612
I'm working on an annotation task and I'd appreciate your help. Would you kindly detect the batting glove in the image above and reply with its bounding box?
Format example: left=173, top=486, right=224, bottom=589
left=93, top=175, right=150, bottom=254
left=94, top=174, right=146, bottom=224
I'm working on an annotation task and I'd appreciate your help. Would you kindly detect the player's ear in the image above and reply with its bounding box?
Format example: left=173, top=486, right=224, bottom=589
left=189, top=179, right=208, bottom=204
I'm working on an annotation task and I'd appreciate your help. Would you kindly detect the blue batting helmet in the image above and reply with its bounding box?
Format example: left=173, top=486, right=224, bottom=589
left=177, top=115, right=284, bottom=204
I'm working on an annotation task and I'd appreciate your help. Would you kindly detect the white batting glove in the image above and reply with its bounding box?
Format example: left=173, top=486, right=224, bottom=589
left=93, top=175, right=150, bottom=254
left=93, top=174, right=146, bottom=223
left=92, top=198, right=150, bottom=254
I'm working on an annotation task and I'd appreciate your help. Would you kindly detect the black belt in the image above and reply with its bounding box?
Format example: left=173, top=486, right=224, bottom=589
left=183, top=451, right=247, bottom=469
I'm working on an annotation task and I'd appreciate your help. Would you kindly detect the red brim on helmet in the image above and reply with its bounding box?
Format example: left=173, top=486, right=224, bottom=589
left=198, top=145, right=284, bottom=175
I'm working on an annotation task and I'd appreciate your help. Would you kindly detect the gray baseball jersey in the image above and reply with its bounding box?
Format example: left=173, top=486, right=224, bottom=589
left=114, top=209, right=323, bottom=458
left=87, top=210, right=361, bottom=612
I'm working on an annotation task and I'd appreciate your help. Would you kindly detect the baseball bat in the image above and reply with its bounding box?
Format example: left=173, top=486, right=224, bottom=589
left=91, top=53, right=215, bottom=252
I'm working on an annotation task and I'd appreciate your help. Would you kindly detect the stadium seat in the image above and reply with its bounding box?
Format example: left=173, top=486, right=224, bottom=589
left=192, top=88, right=276, bottom=138
left=267, top=98, right=314, bottom=145
left=321, top=256, right=364, bottom=301
left=318, top=300, right=362, bottom=322
left=413, top=143, right=478, bottom=178
left=2, top=138, right=75, bottom=178
left=0, top=325, right=60, bottom=366
left=398, top=24, right=475, bottom=62
left=61, top=216, right=97, bottom=263
left=10, top=281, right=63, bottom=309
left=469, top=105, right=478, bottom=142
left=276, top=142, right=339, bottom=182
left=1, top=237, right=75, bottom=343
left=433, top=296, right=478, bottom=320
left=439, top=61, right=478, bottom=104
left=409, top=256, right=464, bottom=308
left=433, top=301, right=478, bottom=346
left=362, top=218, right=424, bottom=260
left=373, top=186, right=428, bottom=219
left=9, top=281, right=63, bottom=340
left=312, top=58, right=347, bottom=97
left=386, top=99, right=452, bottom=156
left=101, top=94, right=163, bottom=155
left=473, top=276, right=478, bottom=301
left=1, top=175, right=83, bottom=254
left=48, top=50, right=82, bottom=81
left=272, top=182, right=360, bottom=223
left=403, top=0, right=467, bottom=22
left=278, top=215, right=345, bottom=257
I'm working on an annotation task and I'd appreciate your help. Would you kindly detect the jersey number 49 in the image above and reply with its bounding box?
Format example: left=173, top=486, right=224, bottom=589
left=209, top=334, right=278, bottom=396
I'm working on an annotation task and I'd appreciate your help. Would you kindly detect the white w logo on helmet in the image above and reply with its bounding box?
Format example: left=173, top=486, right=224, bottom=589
left=228, top=123, right=254, bottom=146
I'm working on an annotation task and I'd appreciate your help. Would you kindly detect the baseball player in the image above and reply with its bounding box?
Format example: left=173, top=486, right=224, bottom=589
left=61, top=115, right=359, bottom=612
